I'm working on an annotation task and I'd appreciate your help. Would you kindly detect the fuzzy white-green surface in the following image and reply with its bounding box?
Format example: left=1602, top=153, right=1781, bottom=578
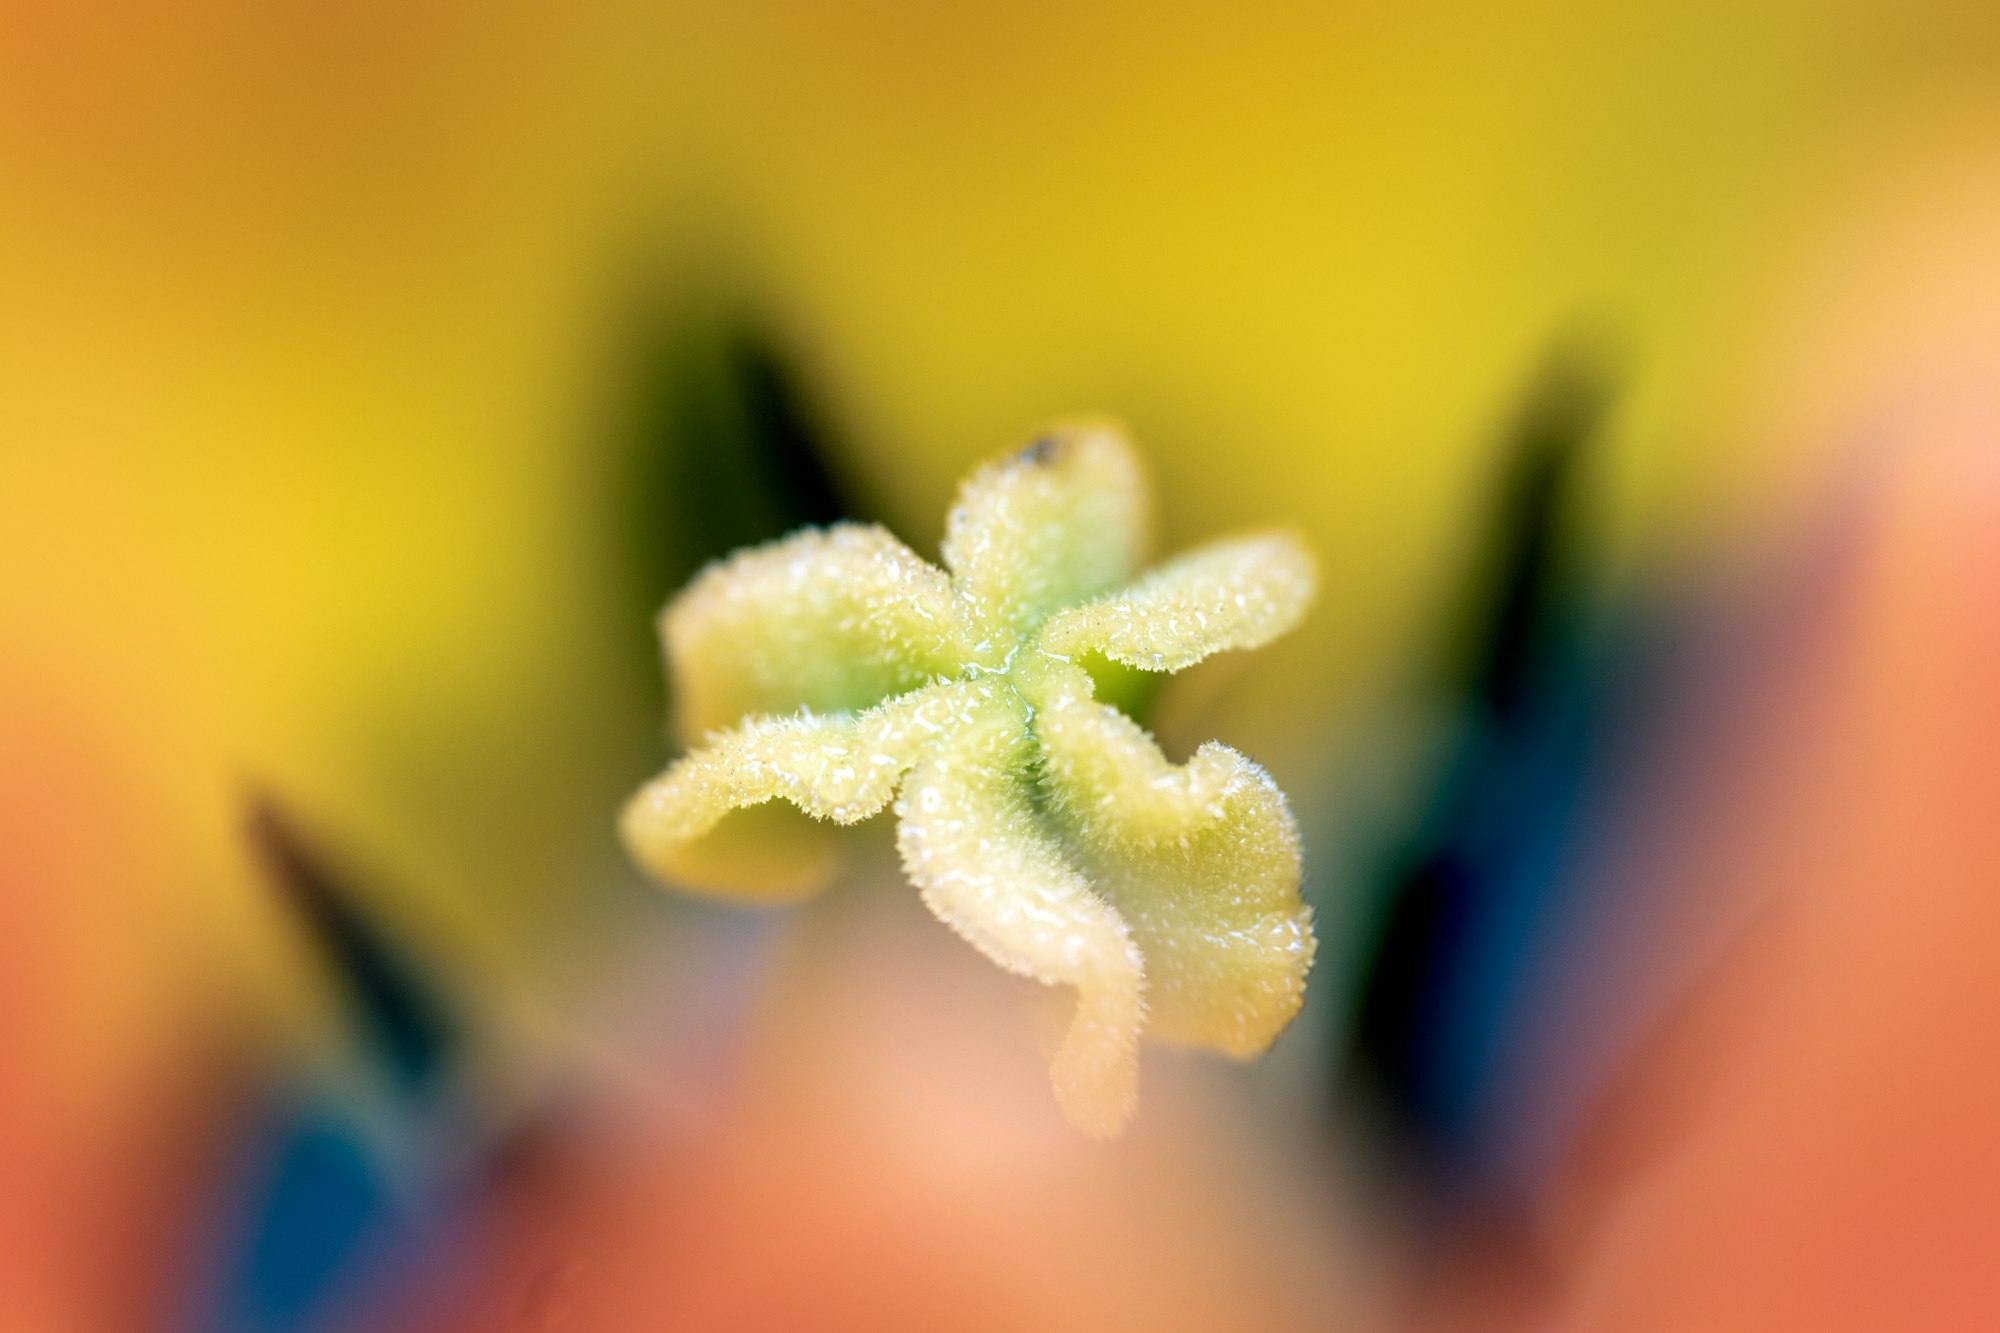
left=622, top=420, right=1317, bottom=1137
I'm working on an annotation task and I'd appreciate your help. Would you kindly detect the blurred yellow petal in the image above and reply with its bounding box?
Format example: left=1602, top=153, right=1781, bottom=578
left=665, top=523, right=965, bottom=741
left=941, top=419, right=1151, bottom=655
left=1023, top=660, right=1314, bottom=1057
left=894, top=689, right=1145, bottom=1138
left=1039, top=531, right=1316, bottom=673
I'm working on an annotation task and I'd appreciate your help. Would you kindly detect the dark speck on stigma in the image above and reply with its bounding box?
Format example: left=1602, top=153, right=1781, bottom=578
left=1016, top=435, right=1059, bottom=466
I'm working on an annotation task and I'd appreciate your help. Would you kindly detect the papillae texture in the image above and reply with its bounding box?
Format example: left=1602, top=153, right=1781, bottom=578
left=621, top=420, right=1317, bottom=1136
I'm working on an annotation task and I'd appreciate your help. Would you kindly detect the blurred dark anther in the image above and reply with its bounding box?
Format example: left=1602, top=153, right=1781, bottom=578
left=1453, top=349, right=1607, bottom=722
left=243, top=790, right=455, bottom=1096
left=1345, top=341, right=1617, bottom=1196
left=611, top=295, right=870, bottom=624
left=602, top=283, right=878, bottom=743
left=212, top=796, right=609, bottom=1333
left=203, top=1109, right=407, bottom=1333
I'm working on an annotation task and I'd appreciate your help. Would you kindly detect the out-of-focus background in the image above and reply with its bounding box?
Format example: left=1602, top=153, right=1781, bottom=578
left=9, top=2, right=2000, bottom=1329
